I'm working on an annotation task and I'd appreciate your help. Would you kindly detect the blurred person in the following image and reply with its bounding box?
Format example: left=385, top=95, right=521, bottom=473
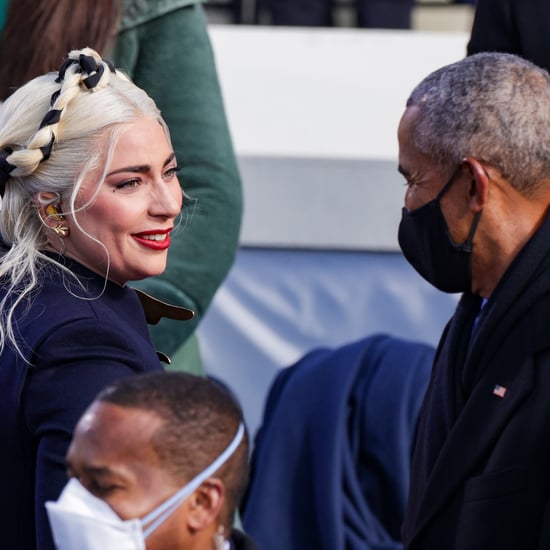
left=0, top=0, right=243, bottom=374
left=0, top=47, right=193, bottom=549
left=397, top=52, right=550, bottom=549
left=467, top=0, right=550, bottom=74
left=47, top=371, right=258, bottom=550
left=263, top=0, right=414, bottom=29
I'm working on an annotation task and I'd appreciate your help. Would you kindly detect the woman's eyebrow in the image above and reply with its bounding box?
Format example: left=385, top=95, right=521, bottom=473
left=107, top=153, right=175, bottom=177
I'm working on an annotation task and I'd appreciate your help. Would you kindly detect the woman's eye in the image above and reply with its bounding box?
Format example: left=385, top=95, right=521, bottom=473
left=115, top=179, right=140, bottom=190
left=163, top=166, right=181, bottom=180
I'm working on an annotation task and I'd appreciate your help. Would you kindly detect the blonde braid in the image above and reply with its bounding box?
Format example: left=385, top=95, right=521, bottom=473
left=4, top=47, right=124, bottom=180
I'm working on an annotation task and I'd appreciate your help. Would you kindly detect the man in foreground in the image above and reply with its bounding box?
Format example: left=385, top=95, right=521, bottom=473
left=47, top=372, right=259, bottom=550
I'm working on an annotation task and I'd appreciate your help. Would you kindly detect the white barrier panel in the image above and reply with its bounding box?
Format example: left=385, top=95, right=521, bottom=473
left=209, top=26, right=469, bottom=250
left=210, top=26, right=469, bottom=160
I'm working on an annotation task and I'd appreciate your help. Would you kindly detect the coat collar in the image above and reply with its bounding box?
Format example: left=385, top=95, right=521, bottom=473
left=133, top=287, right=194, bottom=324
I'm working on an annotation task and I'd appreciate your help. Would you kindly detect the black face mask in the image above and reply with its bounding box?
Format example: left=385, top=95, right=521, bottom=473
left=398, top=167, right=481, bottom=294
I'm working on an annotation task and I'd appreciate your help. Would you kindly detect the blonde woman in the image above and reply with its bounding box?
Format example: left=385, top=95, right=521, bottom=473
left=0, top=48, right=192, bottom=549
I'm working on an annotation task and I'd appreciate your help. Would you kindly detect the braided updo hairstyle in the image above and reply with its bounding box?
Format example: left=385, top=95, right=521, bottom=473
left=0, top=47, right=171, bottom=359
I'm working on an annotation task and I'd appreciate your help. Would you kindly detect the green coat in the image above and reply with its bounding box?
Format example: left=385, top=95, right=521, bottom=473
left=113, top=0, right=243, bottom=374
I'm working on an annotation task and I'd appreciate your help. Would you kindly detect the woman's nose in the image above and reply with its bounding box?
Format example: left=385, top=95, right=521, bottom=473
left=149, top=179, right=182, bottom=218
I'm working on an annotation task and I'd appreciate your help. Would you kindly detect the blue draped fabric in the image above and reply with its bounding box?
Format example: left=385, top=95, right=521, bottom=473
left=242, top=333, right=434, bottom=550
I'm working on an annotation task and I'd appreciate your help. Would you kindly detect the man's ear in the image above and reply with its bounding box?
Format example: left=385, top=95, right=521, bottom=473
left=461, top=156, right=489, bottom=212
left=186, top=478, right=225, bottom=532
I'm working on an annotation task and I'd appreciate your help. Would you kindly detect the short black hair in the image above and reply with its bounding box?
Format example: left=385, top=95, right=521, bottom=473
left=96, top=371, right=249, bottom=528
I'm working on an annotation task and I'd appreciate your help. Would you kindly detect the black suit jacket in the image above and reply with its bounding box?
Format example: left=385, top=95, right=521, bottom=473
left=467, top=0, right=550, bottom=73
left=0, top=257, right=164, bottom=550
left=402, top=211, right=550, bottom=549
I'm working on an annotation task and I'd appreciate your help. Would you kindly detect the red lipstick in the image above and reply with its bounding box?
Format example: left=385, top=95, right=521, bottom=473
left=132, top=229, right=172, bottom=251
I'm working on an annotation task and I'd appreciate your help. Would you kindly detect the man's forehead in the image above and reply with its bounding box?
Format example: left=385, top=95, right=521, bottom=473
left=398, top=105, right=421, bottom=135
left=70, top=402, right=163, bottom=462
left=80, top=401, right=159, bottom=433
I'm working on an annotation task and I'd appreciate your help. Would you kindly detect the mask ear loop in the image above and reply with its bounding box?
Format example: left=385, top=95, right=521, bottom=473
left=141, top=423, right=245, bottom=538
left=436, top=164, right=482, bottom=252
left=456, top=209, right=482, bottom=253
left=436, top=165, right=463, bottom=201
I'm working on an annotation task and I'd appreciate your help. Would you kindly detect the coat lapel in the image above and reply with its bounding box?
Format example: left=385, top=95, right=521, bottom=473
left=409, top=335, right=535, bottom=544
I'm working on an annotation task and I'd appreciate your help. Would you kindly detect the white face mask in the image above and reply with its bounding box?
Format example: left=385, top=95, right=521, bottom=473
left=46, top=423, right=245, bottom=550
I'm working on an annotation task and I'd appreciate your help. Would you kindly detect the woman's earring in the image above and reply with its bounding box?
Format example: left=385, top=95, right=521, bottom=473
left=41, top=204, right=69, bottom=237
left=51, top=224, right=69, bottom=238
left=214, top=525, right=227, bottom=550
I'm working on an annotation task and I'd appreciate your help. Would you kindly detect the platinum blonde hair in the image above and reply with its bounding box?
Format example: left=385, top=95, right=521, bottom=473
left=407, top=52, right=550, bottom=194
left=0, top=47, right=170, bottom=359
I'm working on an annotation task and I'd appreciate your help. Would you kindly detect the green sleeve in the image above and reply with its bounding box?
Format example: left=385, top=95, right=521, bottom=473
left=0, top=0, right=8, bottom=33
left=113, top=4, right=243, bottom=359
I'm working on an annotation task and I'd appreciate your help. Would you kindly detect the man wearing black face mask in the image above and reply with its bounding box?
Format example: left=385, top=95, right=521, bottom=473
left=398, top=165, right=481, bottom=294
left=398, top=52, right=550, bottom=550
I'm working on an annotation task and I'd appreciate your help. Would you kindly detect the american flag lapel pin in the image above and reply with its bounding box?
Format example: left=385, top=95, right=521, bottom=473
left=493, top=384, right=507, bottom=398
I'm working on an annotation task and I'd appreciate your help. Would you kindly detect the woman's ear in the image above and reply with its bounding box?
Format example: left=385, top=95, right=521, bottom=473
left=461, top=156, right=489, bottom=212
left=186, top=478, right=225, bottom=532
left=35, top=191, right=62, bottom=209
left=35, top=191, right=69, bottom=237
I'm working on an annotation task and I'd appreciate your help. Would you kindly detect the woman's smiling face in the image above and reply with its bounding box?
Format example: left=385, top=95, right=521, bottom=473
left=61, top=117, right=183, bottom=285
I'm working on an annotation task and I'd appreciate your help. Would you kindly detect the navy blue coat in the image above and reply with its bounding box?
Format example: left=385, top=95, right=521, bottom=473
left=0, top=257, right=163, bottom=549
left=242, top=334, right=434, bottom=550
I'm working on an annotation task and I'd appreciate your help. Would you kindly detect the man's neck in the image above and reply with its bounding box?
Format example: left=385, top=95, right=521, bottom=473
left=472, top=194, right=550, bottom=298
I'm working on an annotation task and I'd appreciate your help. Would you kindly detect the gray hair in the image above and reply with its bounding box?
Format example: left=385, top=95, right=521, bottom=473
left=407, top=52, right=550, bottom=194
left=0, top=47, right=169, bottom=358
